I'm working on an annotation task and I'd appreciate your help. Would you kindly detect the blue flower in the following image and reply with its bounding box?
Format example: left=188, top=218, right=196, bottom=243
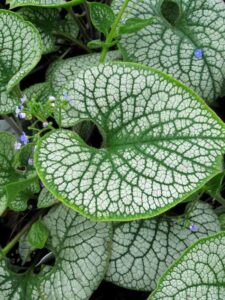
left=18, top=112, right=26, bottom=119
left=63, top=92, right=75, bottom=106
left=28, top=158, right=33, bottom=165
left=20, top=132, right=29, bottom=145
left=194, top=49, right=203, bottom=59
left=15, top=104, right=24, bottom=118
left=189, top=223, right=197, bottom=232
left=20, top=95, right=27, bottom=104
left=14, top=142, right=22, bottom=150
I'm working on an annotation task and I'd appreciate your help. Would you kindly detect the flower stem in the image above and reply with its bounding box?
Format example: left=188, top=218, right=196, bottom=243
left=99, top=0, right=130, bottom=63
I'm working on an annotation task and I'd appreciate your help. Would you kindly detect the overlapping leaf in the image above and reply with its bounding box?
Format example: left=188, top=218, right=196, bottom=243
left=0, top=10, right=42, bottom=114
left=46, top=51, right=120, bottom=127
left=7, top=0, right=84, bottom=8
left=19, top=8, right=79, bottom=54
left=112, top=0, right=225, bottom=103
left=0, top=205, right=112, bottom=299
left=37, top=188, right=58, bottom=208
left=35, top=63, right=225, bottom=221
left=149, top=231, right=225, bottom=299
left=106, top=201, right=220, bottom=291
left=23, top=82, right=53, bottom=104
left=0, top=132, right=39, bottom=213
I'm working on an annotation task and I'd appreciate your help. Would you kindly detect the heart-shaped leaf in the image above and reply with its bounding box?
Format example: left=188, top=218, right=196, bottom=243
left=106, top=201, right=220, bottom=291
left=112, top=0, right=225, bottom=103
left=28, top=220, right=49, bottom=249
left=0, top=10, right=42, bottom=114
left=19, top=8, right=79, bottom=54
left=7, top=0, right=84, bottom=8
left=89, top=2, right=115, bottom=36
left=46, top=51, right=120, bottom=94
left=35, top=63, right=225, bottom=221
left=149, top=231, right=225, bottom=299
left=0, top=205, right=112, bottom=299
left=46, top=51, right=120, bottom=127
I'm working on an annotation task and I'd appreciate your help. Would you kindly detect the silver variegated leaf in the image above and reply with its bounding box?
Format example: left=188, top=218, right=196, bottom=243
left=34, top=63, right=225, bottom=221
left=106, top=201, right=220, bottom=291
left=0, top=10, right=42, bottom=114
left=112, top=0, right=225, bottom=103
left=149, top=231, right=225, bottom=299
left=0, top=205, right=112, bottom=299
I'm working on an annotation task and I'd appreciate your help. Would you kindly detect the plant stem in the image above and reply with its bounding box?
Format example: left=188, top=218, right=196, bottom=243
left=53, top=31, right=91, bottom=53
left=83, top=1, right=94, bottom=38
left=212, top=193, right=225, bottom=206
left=0, top=218, right=35, bottom=260
left=99, top=0, right=130, bottom=63
left=67, top=8, right=90, bottom=41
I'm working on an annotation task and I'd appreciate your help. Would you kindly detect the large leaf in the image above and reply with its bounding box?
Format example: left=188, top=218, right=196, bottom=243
left=0, top=205, right=112, bottom=299
left=19, top=8, right=79, bottom=54
left=34, top=63, right=225, bottom=221
left=106, top=201, right=220, bottom=291
left=46, top=51, right=120, bottom=127
left=0, top=132, right=17, bottom=215
left=112, top=0, right=225, bottom=103
left=0, top=132, right=17, bottom=186
left=149, top=231, right=225, bottom=299
left=23, top=82, right=53, bottom=104
left=7, top=0, right=84, bottom=8
left=0, top=10, right=42, bottom=114
left=46, top=51, right=120, bottom=94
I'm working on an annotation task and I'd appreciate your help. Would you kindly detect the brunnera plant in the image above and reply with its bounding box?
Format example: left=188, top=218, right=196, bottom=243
left=0, top=0, right=225, bottom=299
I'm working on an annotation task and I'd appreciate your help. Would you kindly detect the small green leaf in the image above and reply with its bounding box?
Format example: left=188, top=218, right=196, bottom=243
left=0, top=205, right=112, bottom=299
left=19, top=8, right=79, bottom=54
left=35, top=63, right=225, bottom=221
left=7, top=0, right=84, bottom=8
left=87, top=39, right=105, bottom=49
left=28, top=220, right=49, bottom=249
left=5, top=173, right=40, bottom=211
left=37, top=188, right=58, bottom=208
left=0, top=132, right=39, bottom=212
left=112, top=0, right=225, bottom=103
left=106, top=201, right=220, bottom=291
left=149, top=231, right=225, bottom=299
left=89, top=2, right=115, bottom=36
left=88, top=39, right=117, bottom=49
left=19, top=234, right=35, bottom=265
left=119, top=17, right=155, bottom=35
left=0, top=10, right=42, bottom=114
